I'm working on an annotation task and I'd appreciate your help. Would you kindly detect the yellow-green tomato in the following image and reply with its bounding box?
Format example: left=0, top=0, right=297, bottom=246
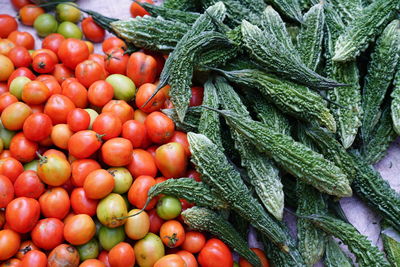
left=0, top=123, right=16, bottom=149
left=108, top=167, right=133, bottom=194
left=84, top=108, right=99, bottom=129
left=24, top=160, right=39, bottom=171
left=96, top=193, right=127, bottom=228
left=134, top=233, right=165, bottom=267
left=34, top=13, right=58, bottom=37
left=105, top=74, right=136, bottom=102
left=98, top=226, right=125, bottom=251
left=77, top=239, right=99, bottom=261
left=57, top=21, right=82, bottom=39
left=56, top=3, right=81, bottom=23
left=9, top=76, right=31, bottom=100
left=125, top=209, right=150, bottom=240
left=156, top=195, right=182, bottom=220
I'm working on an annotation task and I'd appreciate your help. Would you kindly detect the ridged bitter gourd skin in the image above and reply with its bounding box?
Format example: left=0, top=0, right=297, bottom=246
left=162, top=107, right=201, bottom=132
left=361, top=19, right=400, bottom=143
left=333, top=0, right=400, bottom=62
left=215, top=76, right=284, bottom=220
left=329, top=0, right=362, bottom=26
left=163, top=0, right=200, bottom=11
left=391, top=68, right=400, bottom=134
left=181, top=207, right=261, bottom=267
left=264, top=0, right=303, bottom=23
left=381, top=222, right=400, bottom=267
left=213, top=109, right=352, bottom=197
left=261, top=233, right=303, bottom=267
left=308, top=214, right=390, bottom=267
left=324, top=237, right=354, bottom=267
left=138, top=2, right=200, bottom=24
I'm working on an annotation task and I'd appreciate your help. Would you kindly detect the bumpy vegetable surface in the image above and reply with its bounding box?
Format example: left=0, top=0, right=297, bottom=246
left=162, top=107, right=201, bottom=132
left=266, top=0, right=303, bottom=23
left=391, top=68, right=400, bottom=134
left=381, top=222, right=400, bottom=267
left=163, top=0, right=199, bottom=11
left=182, top=207, right=261, bottom=266
left=138, top=2, right=200, bottom=24
left=329, top=0, right=362, bottom=25
left=324, top=237, right=354, bottom=267
left=261, top=234, right=301, bottom=267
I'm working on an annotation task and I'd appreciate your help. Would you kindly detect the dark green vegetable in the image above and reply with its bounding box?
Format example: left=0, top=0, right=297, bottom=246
left=162, top=107, right=201, bottom=132
left=265, top=0, right=303, bottom=23
left=324, top=237, right=354, bottom=267
left=391, top=68, right=400, bottom=134
left=381, top=221, right=400, bottom=267
left=261, top=233, right=303, bottom=267
left=329, top=0, right=362, bottom=25
left=163, top=0, right=200, bottom=11
left=137, top=1, right=200, bottom=24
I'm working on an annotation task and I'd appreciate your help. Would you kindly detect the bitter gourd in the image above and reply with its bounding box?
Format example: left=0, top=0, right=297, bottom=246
left=217, top=68, right=337, bottom=132
left=187, top=132, right=301, bottom=257
left=324, top=237, right=354, bottom=267
left=181, top=207, right=261, bottom=266
left=297, top=3, right=325, bottom=71
left=307, top=214, right=390, bottom=267
left=381, top=221, right=400, bottom=267
left=333, top=0, right=400, bottom=62
left=163, top=0, right=200, bottom=11
left=216, top=76, right=284, bottom=220
left=361, top=19, right=400, bottom=143
left=362, top=106, right=397, bottom=164
left=295, top=123, right=318, bottom=151
left=240, top=20, right=345, bottom=90
left=229, top=211, right=249, bottom=240
left=137, top=2, right=200, bottom=24
left=212, top=109, right=352, bottom=197
left=264, top=0, right=303, bottom=23
left=261, top=232, right=302, bottom=267
left=281, top=174, right=298, bottom=208
left=391, top=68, right=400, bottom=134
left=329, top=0, right=362, bottom=25
left=162, top=107, right=201, bottom=132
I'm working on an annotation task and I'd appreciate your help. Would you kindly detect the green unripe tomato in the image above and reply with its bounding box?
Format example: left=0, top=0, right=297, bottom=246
left=9, top=76, right=31, bottom=100
left=24, top=160, right=39, bottom=171
left=105, top=74, right=136, bottom=102
left=77, top=239, right=100, bottom=261
left=0, top=123, right=15, bottom=149
left=56, top=3, right=81, bottom=23
left=57, top=21, right=83, bottom=39
left=108, top=167, right=133, bottom=194
left=156, top=195, right=182, bottom=220
left=84, top=108, right=99, bottom=129
left=0, top=138, right=3, bottom=154
left=98, top=226, right=125, bottom=251
left=34, top=14, right=58, bottom=37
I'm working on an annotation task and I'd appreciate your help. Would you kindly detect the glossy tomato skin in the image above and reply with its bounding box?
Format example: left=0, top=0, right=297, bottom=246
left=9, top=132, right=38, bottom=163
left=37, top=154, right=71, bottom=186
left=102, top=37, right=126, bottom=53
left=0, top=175, right=14, bottom=208
left=0, top=229, right=21, bottom=261
left=61, top=80, right=88, bottom=108
left=44, top=94, right=76, bottom=124
left=16, top=240, right=39, bottom=259
left=189, top=86, right=204, bottom=107
left=48, top=244, right=80, bottom=267
left=102, top=100, right=134, bottom=124
left=8, top=46, right=32, bottom=68
left=67, top=108, right=90, bottom=132
left=144, top=111, right=175, bottom=144
left=105, top=48, right=129, bottom=75
left=36, top=75, right=62, bottom=95
left=126, top=52, right=157, bottom=87
left=68, top=130, right=102, bottom=159
left=170, top=131, right=190, bottom=156
left=7, top=67, right=36, bottom=87
left=19, top=4, right=44, bottom=26
left=130, top=0, right=153, bottom=17
left=124, top=208, right=150, bottom=240
left=39, top=187, right=70, bottom=219
left=51, top=123, right=73, bottom=150
left=83, top=169, right=114, bottom=199
left=101, top=137, right=133, bottom=167
left=23, top=113, right=53, bottom=142
left=182, top=231, right=206, bottom=254
left=32, top=53, right=56, bottom=74
left=0, top=157, right=24, bottom=183
left=135, top=83, right=166, bottom=113
left=0, top=39, right=15, bottom=57
left=6, top=197, right=40, bottom=233
left=64, top=214, right=96, bottom=245
left=71, top=159, right=101, bottom=187
left=0, top=15, right=18, bottom=38
left=92, top=112, right=122, bottom=140
left=20, top=250, right=47, bottom=267
left=155, top=142, right=188, bottom=178
left=21, top=80, right=51, bottom=105
left=108, top=242, right=135, bottom=267
left=88, top=80, right=114, bottom=107
left=127, top=149, right=157, bottom=178
left=13, top=170, right=45, bottom=199
left=8, top=31, right=35, bottom=50
left=70, top=187, right=98, bottom=216
left=0, top=93, right=18, bottom=113
left=52, top=63, right=74, bottom=84
left=239, top=248, right=270, bottom=267
left=128, top=175, right=156, bottom=210
left=89, top=54, right=105, bottom=68
left=134, top=233, right=164, bottom=267
left=148, top=208, right=164, bottom=234
left=82, top=17, right=105, bottom=43
left=31, top=218, right=64, bottom=250
left=1, top=102, right=32, bottom=131
left=177, top=250, right=198, bottom=267
left=154, top=254, right=185, bottom=267
left=121, top=120, right=147, bottom=149
left=75, top=60, right=106, bottom=88
left=42, top=33, right=65, bottom=54
left=58, top=38, right=89, bottom=69
left=198, top=238, right=233, bottom=267
left=160, top=220, right=185, bottom=248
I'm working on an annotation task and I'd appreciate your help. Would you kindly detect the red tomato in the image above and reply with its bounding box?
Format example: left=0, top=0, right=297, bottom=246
left=51, top=123, right=73, bottom=149
left=52, top=64, right=74, bottom=84
left=160, top=220, right=185, bottom=248
left=239, top=248, right=270, bottom=267
left=146, top=51, right=165, bottom=77
left=31, top=48, right=58, bottom=63
left=48, top=244, right=80, bottom=267
left=75, top=60, right=106, bottom=88
left=108, top=242, right=135, bottom=267
left=36, top=75, right=62, bottom=95
left=71, top=159, right=101, bottom=187
left=135, top=83, right=166, bottom=113
left=58, top=38, right=89, bottom=70
left=148, top=209, right=164, bottom=234
left=0, top=229, right=20, bottom=261
left=6, top=197, right=40, bottom=233
left=102, top=37, right=126, bottom=53
left=0, top=93, right=18, bottom=113
left=31, top=218, right=64, bottom=251
left=67, top=108, right=90, bottom=132
left=102, top=100, right=134, bottom=124
left=21, top=250, right=47, bottom=267
left=1, top=101, right=32, bottom=131
left=13, top=170, right=45, bottom=199
left=0, top=39, right=15, bottom=56
left=82, top=17, right=105, bottom=43
left=23, top=113, right=53, bottom=142
left=37, top=154, right=71, bottom=186
left=39, top=187, right=70, bottom=219
left=0, top=16, right=17, bottom=38
left=98, top=251, right=110, bottom=267
left=8, top=46, right=31, bottom=68
left=104, top=48, right=129, bottom=75
left=144, top=111, right=175, bottom=144
left=130, top=0, right=153, bottom=17
left=0, top=157, right=24, bottom=182
left=198, top=238, right=233, bottom=267
left=126, top=52, right=157, bottom=87
left=18, top=4, right=44, bottom=26
left=92, top=112, right=122, bottom=140
left=155, top=142, right=188, bottom=178
left=127, top=149, right=157, bottom=178
left=186, top=169, right=202, bottom=182
left=44, top=94, right=76, bottom=124
left=80, top=259, right=106, bottom=267
left=61, top=80, right=88, bottom=108
left=0, top=150, right=12, bottom=159
left=128, top=175, right=156, bottom=210
left=16, top=240, right=39, bottom=259
left=122, top=120, right=147, bottom=148
left=68, top=130, right=103, bottom=159
left=63, top=214, right=96, bottom=245
left=70, top=187, right=98, bottom=216
left=32, top=53, right=56, bottom=73
left=89, top=54, right=105, bottom=69
left=88, top=80, right=114, bottom=107
left=189, top=86, right=204, bottom=107
left=101, top=137, right=133, bottom=166
left=133, top=109, right=148, bottom=123
left=170, top=131, right=190, bottom=156
left=8, top=31, right=34, bottom=50
left=21, top=80, right=51, bottom=105
left=42, top=33, right=65, bottom=54
left=7, top=67, right=35, bottom=87
left=154, top=254, right=185, bottom=267
left=9, top=132, right=38, bottom=163
left=176, top=251, right=198, bottom=267
left=83, top=169, right=114, bottom=199
left=43, top=148, right=66, bottom=159
left=11, top=0, right=33, bottom=10
left=0, top=175, right=14, bottom=208
left=182, top=231, right=206, bottom=254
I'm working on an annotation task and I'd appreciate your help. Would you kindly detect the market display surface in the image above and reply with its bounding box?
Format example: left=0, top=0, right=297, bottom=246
left=0, top=0, right=399, bottom=266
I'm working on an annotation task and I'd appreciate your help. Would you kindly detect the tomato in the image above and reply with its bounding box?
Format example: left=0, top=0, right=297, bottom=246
left=176, top=251, right=197, bottom=267
left=21, top=80, right=50, bottom=104
left=1, top=102, right=31, bottom=131
left=0, top=175, right=13, bottom=208
left=130, top=0, right=153, bottom=17
left=16, top=240, right=38, bottom=259
left=0, top=82, right=8, bottom=94
left=57, top=21, right=83, bottom=39
left=0, top=210, right=4, bottom=229
left=67, top=108, right=90, bottom=132
left=0, top=229, right=20, bottom=261
left=7, top=67, right=35, bottom=87
left=22, top=113, right=52, bottom=142
left=98, top=250, right=110, bottom=267
left=135, top=83, right=166, bottom=113
left=31, top=218, right=64, bottom=251
left=8, top=31, right=35, bottom=50
left=44, top=94, right=75, bottom=124
left=108, top=242, right=135, bottom=267
left=70, top=188, right=98, bottom=216
left=0, top=258, right=21, bottom=267
left=154, top=254, right=185, bottom=267
left=106, top=74, right=136, bottom=101
left=33, top=13, right=58, bottom=38
left=157, top=142, right=187, bottom=178
left=239, top=248, right=270, bottom=267
left=88, top=53, right=105, bottom=67
left=134, top=233, right=164, bottom=267
left=148, top=208, right=164, bottom=234
left=48, top=244, right=80, bottom=267
left=62, top=80, right=88, bottom=108
left=145, top=111, right=175, bottom=144
left=92, top=112, right=122, bottom=140
left=156, top=195, right=182, bottom=220
left=182, top=231, right=206, bottom=254
left=0, top=55, right=14, bottom=82
left=102, top=37, right=126, bottom=53
left=77, top=239, right=100, bottom=261
left=20, top=250, right=46, bottom=267
left=0, top=93, right=18, bottom=113
left=121, top=120, right=147, bottom=148
left=104, top=48, right=128, bottom=75
left=170, top=131, right=190, bottom=156
left=71, top=159, right=100, bottom=187
left=52, top=64, right=74, bottom=84
left=39, top=187, right=70, bottom=219
left=189, top=86, right=204, bottom=107
left=126, top=149, right=157, bottom=178
left=42, top=33, right=65, bottom=54
left=58, top=38, right=89, bottom=69
left=9, top=76, right=30, bottom=100
left=98, top=226, right=125, bottom=252
left=13, top=170, right=44, bottom=199
left=75, top=60, right=106, bottom=88
left=8, top=46, right=31, bottom=68
left=56, top=3, right=81, bottom=23
left=64, top=214, right=96, bottom=246
left=11, top=0, right=32, bottom=10
left=37, top=154, right=71, bottom=186
left=36, top=75, right=62, bottom=95
left=128, top=175, right=156, bottom=210
left=32, top=53, right=56, bottom=73
left=19, top=4, right=44, bottom=26
left=68, top=130, right=102, bottom=159
left=198, top=238, right=233, bottom=267
left=0, top=157, right=23, bottom=182
left=106, top=167, right=131, bottom=194
left=9, top=132, right=38, bottom=163
left=126, top=52, right=157, bottom=87
left=43, top=148, right=66, bottom=159
left=81, top=17, right=105, bottom=43
left=87, top=80, right=113, bottom=107
left=51, top=123, right=73, bottom=149
left=124, top=209, right=150, bottom=240
left=0, top=39, right=15, bottom=56
left=6, top=197, right=40, bottom=233
left=102, top=100, right=134, bottom=124
left=85, top=41, right=94, bottom=54
left=96, top=193, right=127, bottom=228
left=160, top=220, right=185, bottom=248
left=83, top=169, right=115, bottom=199
left=32, top=48, right=58, bottom=62
left=101, top=138, right=133, bottom=167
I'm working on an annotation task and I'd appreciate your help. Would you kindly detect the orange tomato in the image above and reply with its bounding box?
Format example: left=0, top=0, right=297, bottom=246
left=83, top=169, right=115, bottom=199
left=159, top=220, right=185, bottom=248
left=108, top=242, right=135, bottom=267
left=63, top=214, right=96, bottom=245
left=153, top=254, right=185, bottom=267
left=239, top=248, right=270, bottom=267
left=182, top=231, right=206, bottom=254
